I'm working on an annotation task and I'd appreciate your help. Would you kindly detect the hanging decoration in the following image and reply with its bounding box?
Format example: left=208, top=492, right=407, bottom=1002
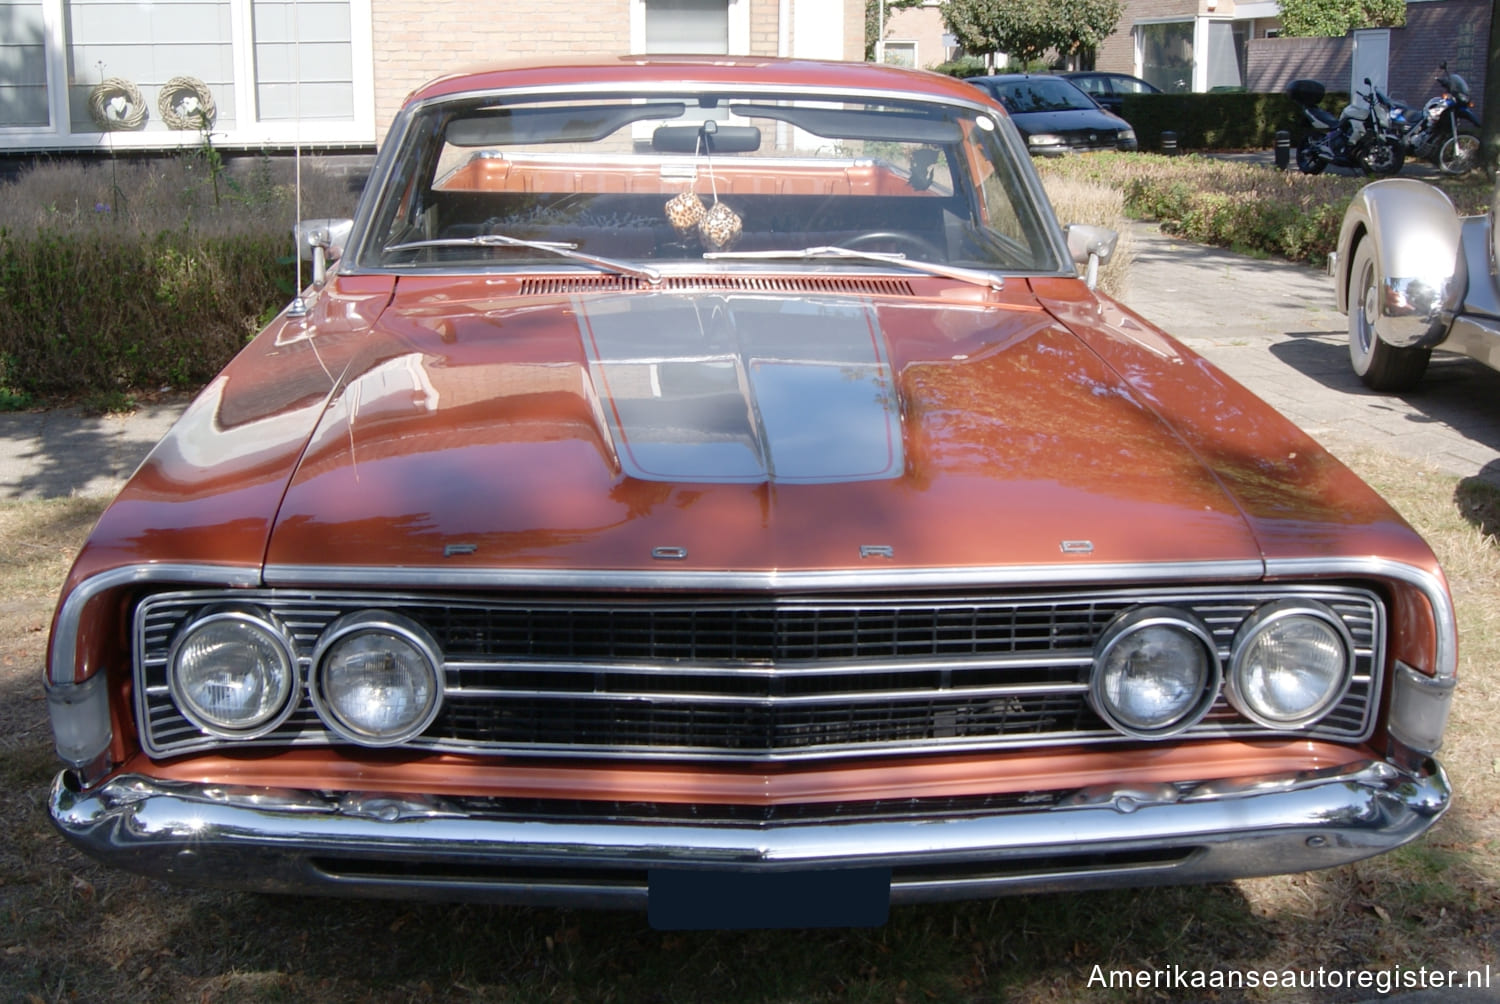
left=158, top=76, right=217, bottom=131
left=663, top=124, right=742, bottom=251
left=87, top=78, right=147, bottom=131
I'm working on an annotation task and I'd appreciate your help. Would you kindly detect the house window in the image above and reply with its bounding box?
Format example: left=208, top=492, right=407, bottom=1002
left=1136, top=21, right=1193, bottom=93
left=252, top=0, right=354, bottom=121
left=2, top=0, right=371, bottom=148
left=882, top=41, right=917, bottom=68
left=632, top=0, right=747, bottom=55
left=0, top=0, right=49, bottom=126
left=644, top=0, right=729, bottom=53
left=66, top=0, right=237, bottom=132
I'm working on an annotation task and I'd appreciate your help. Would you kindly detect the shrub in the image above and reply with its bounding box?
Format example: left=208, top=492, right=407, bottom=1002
left=1037, top=153, right=1491, bottom=266
left=1120, top=91, right=1350, bottom=151
left=0, top=156, right=357, bottom=403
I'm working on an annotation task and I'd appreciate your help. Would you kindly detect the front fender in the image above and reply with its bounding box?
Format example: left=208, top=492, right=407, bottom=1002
left=1335, top=179, right=1465, bottom=348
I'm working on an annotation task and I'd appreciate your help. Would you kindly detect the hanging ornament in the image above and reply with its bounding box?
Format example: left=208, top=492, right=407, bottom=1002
left=665, top=191, right=707, bottom=235
left=699, top=201, right=742, bottom=250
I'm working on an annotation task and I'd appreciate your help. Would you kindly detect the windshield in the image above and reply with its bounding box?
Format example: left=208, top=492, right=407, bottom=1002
left=353, top=85, right=1067, bottom=276
left=989, top=79, right=1097, bottom=114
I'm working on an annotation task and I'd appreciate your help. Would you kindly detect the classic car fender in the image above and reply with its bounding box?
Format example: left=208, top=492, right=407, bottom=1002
left=1335, top=178, right=1466, bottom=349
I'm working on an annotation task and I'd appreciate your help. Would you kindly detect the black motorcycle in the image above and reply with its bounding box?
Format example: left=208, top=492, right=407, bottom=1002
left=1288, top=78, right=1403, bottom=176
left=1383, top=63, right=1482, bottom=175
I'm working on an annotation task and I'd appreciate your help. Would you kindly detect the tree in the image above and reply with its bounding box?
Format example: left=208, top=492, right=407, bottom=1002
left=1277, top=0, right=1405, bottom=38
left=865, top=0, right=923, bottom=61
left=940, top=0, right=1123, bottom=66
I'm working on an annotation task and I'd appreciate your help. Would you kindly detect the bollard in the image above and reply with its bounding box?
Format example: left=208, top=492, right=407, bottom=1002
left=1274, top=130, right=1291, bottom=170
left=1160, top=130, right=1178, bottom=155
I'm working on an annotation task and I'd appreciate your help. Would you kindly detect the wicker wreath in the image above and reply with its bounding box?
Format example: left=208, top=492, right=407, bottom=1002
left=158, top=75, right=217, bottom=130
left=87, top=77, right=147, bottom=131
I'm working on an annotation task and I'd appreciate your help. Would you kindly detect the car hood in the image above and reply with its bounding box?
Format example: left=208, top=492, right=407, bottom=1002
left=1012, top=108, right=1127, bottom=135
left=258, top=277, right=1271, bottom=576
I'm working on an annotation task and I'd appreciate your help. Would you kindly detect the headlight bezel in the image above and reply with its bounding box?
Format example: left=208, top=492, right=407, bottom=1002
left=1089, top=605, right=1222, bottom=740
left=309, top=610, right=445, bottom=747
left=1227, top=599, right=1356, bottom=730
left=166, top=606, right=299, bottom=739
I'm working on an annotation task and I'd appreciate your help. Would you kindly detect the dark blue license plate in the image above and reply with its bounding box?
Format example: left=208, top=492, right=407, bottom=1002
left=647, top=867, right=891, bottom=930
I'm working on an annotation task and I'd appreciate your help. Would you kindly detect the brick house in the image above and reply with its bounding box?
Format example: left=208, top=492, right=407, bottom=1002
left=866, top=0, right=1283, bottom=89
left=0, top=0, right=863, bottom=153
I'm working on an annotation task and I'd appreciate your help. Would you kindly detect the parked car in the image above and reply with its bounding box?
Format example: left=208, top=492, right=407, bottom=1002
left=1334, top=178, right=1500, bottom=390
left=1061, top=71, right=1163, bottom=116
left=967, top=73, right=1138, bottom=154
left=47, top=56, right=1453, bottom=931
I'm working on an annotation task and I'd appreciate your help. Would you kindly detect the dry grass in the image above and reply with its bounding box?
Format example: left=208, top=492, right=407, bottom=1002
left=2, top=446, right=1498, bottom=1002
left=1041, top=174, right=1134, bottom=299
left=0, top=155, right=355, bottom=237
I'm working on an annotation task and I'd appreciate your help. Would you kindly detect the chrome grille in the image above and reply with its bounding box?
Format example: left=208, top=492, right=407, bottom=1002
left=134, top=586, right=1384, bottom=761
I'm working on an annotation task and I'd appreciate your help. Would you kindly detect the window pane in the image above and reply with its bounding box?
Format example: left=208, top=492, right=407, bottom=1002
left=645, top=0, right=728, bottom=54
left=882, top=42, right=916, bottom=69
left=0, top=0, right=49, bottom=126
left=253, top=0, right=353, bottom=121
left=1138, top=22, right=1192, bottom=94
left=65, top=0, right=236, bottom=132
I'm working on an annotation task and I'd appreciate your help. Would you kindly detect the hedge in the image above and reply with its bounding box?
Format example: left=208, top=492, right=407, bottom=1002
left=1120, top=91, right=1352, bottom=152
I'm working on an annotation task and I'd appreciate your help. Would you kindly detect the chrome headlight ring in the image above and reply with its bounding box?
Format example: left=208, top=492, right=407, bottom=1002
left=1227, top=599, right=1355, bottom=730
left=167, top=606, right=299, bottom=739
left=309, top=610, right=445, bottom=747
left=1089, top=606, right=1222, bottom=740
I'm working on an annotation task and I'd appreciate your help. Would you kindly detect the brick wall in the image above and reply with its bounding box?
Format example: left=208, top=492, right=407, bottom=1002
left=370, top=0, right=633, bottom=136
left=369, top=0, right=864, bottom=140
left=880, top=3, right=950, bottom=69
left=1388, top=0, right=1488, bottom=107
left=1246, top=36, right=1349, bottom=94
left=1242, top=0, right=1488, bottom=103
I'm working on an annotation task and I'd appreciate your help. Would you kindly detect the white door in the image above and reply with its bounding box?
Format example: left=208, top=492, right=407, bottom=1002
left=1351, top=28, right=1391, bottom=100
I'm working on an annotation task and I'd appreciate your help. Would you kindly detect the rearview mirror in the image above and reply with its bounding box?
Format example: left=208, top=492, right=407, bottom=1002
left=1065, top=224, right=1118, bottom=291
left=294, top=218, right=354, bottom=285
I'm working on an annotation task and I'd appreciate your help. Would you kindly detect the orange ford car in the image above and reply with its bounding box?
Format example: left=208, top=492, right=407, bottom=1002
left=45, top=57, right=1453, bottom=930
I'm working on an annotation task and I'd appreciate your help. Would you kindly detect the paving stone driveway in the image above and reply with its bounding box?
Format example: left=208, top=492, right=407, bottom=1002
left=1123, top=223, right=1500, bottom=490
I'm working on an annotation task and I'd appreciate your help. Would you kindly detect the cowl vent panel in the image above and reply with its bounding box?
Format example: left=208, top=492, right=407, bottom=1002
left=517, top=275, right=915, bottom=297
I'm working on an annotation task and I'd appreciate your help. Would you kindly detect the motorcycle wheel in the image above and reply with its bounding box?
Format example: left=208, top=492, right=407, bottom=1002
left=1438, top=130, right=1480, bottom=175
left=1295, top=139, right=1326, bottom=175
left=1359, top=139, right=1404, bottom=176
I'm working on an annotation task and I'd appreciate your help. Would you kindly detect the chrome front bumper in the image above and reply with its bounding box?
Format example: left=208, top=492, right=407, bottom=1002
left=51, top=758, right=1450, bottom=910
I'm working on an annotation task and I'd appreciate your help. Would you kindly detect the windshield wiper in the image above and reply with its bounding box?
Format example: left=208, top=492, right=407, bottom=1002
left=703, top=246, right=1003, bottom=291
left=382, top=233, right=661, bottom=284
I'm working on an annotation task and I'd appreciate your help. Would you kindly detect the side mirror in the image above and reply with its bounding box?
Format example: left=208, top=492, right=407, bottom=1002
left=1065, top=224, right=1119, bottom=291
left=294, top=218, right=355, bottom=285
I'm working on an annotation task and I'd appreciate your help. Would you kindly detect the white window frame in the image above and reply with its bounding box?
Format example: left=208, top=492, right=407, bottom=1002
left=630, top=0, right=749, bottom=55
left=881, top=40, right=918, bottom=68
left=0, top=0, right=375, bottom=150
left=1133, top=16, right=1202, bottom=93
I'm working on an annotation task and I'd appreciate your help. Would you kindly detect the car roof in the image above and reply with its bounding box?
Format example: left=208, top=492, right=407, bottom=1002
left=405, top=55, right=995, bottom=108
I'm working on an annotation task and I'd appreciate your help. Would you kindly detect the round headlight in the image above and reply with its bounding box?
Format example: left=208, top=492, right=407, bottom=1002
left=1229, top=601, right=1353, bottom=728
left=311, top=611, right=443, bottom=746
left=1091, top=607, right=1220, bottom=739
left=169, top=608, right=296, bottom=737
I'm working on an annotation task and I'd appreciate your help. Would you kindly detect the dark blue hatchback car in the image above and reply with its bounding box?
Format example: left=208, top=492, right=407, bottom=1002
left=968, top=74, right=1139, bottom=155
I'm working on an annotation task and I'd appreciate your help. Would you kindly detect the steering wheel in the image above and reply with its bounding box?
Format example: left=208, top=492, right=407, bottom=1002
left=841, top=230, right=946, bottom=261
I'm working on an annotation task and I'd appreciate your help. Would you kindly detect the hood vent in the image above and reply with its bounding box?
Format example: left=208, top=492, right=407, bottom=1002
left=518, top=275, right=915, bottom=297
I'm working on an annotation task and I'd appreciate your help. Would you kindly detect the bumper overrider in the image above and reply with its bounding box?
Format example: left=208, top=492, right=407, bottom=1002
left=52, top=757, right=1449, bottom=920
